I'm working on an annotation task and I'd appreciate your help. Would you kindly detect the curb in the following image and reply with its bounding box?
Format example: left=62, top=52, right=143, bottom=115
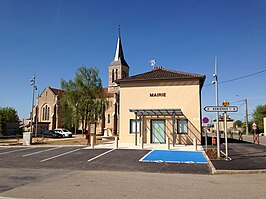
left=214, top=169, right=266, bottom=175
left=203, top=150, right=266, bottom=175
left=202, top=151, right=217, bottom=175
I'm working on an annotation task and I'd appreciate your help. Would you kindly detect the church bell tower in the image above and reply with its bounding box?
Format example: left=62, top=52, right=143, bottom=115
left=108, top=30, right=129, bottom=93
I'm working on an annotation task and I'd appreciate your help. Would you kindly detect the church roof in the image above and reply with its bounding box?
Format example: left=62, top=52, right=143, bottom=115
left=50, top=87, right=64, bottom=97
left=102, top=88, right=115, bottom=97
left=109, top=32, right=129, bottom=68
left=116, top=67, right=205, bottom=86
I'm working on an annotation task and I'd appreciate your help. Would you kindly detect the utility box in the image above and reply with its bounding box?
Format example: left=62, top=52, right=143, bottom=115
left=23, top=132, right=32, bottom=145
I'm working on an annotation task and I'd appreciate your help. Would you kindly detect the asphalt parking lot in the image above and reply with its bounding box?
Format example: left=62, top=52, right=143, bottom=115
left=0, top=146, right=210, bottom=174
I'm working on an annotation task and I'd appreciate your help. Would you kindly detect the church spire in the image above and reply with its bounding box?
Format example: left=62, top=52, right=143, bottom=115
left=108, top=27, right=130, bottom=92
left=111, top=27, right=129, bottom=67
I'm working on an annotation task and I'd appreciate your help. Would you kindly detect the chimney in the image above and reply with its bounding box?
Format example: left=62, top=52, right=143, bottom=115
left=152, top=66, right=163, bottom=70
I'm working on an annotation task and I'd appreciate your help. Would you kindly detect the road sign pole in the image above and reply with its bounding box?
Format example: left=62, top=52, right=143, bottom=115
left=224, top=112, right=229, bottom=160
left=214, top=56, right=221, bottom=158
left=204, top=105, right=238, bottom=159
left=202, top=117, right=209, bottom=152
left=205, top=128, right=208, bottom=152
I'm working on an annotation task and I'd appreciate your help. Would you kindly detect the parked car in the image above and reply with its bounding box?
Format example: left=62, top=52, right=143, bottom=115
left=54, top=128, right=73, bottom=137
left=43, top=130, right=63, bottom=138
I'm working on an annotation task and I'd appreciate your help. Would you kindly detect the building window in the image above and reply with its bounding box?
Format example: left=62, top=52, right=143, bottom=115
left=177, top=119, right=188, bottom=134
left=107, top=114, right=111, bottom=124
left=130, top=119, right=140, bottom=134
left=42, top=104, right=50, bottom=121
left=115, top=69, right=118, bottom=80
left=112, top=69, right=114, bottom=82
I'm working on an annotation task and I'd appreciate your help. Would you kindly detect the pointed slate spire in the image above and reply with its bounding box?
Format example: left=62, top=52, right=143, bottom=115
left=111, top=27, right=129, bottom=67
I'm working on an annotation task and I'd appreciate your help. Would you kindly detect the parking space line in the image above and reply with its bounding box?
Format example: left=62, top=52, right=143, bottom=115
left=139, top=150, right=153, bottom=162
left=40, top=148, right=81, bottom=162
left=23, top=147, right=62, bottom=157
left=87, top=149, right=115, bottom=162
left=0, top=147, right=35, bottom=155
left=0, top=147, right=10, bottom=151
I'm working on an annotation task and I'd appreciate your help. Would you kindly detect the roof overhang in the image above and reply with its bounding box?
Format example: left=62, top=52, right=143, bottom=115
left=129, top=108, right=183, bottom=116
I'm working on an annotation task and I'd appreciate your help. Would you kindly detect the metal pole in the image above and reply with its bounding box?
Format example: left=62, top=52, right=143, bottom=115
left=172, top=113, right=175, bottom=147
left=75, top=103, right=78, bottom=135
left=224, top=112, right=229, bottom=160
left=30, top=76, right=35, bottom=133
left=245, top=99, right=249, bottom=135
left=135, top=113, right=137, bottom=146
left=205, top=128, right=208, bottom=152
left=35, top=97, right=38, bottom=137
left=141, top=115, right=144, bottom=148
left=214, top=57, right=221, bottom=158
left=139, top=115, right=142, bottom=138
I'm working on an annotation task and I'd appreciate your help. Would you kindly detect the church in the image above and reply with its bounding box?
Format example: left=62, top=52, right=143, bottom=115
left=25, top=31, right=205, bottom=146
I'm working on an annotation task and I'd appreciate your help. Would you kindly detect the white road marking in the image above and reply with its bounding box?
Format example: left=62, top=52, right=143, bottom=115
left=139, top=150, right=154, bottom=162
left=23, top=147, right=62, bottom=157
left=0, top=147, right=35, bottom=155
left=0, top=147, right=11, bottom=151
left=40, top=148, right=81, bottom=162
left=87, top=149, right=115, bottom=162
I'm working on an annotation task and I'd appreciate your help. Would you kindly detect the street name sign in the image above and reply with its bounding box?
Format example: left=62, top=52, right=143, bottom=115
left=204, top=106, right=238, bottom=112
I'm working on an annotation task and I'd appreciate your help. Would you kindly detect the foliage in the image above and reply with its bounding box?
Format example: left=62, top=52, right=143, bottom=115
left=252, top=104, right=266, bottom=131
left=60, top=98, right=74, bottom=130
left=0, top=107, right=19, bottom=134
left=242, top=121, right=254, bottom=134
left=233, top=120, right=243, bottom=128
left=61, top=66, right=108, bottom=134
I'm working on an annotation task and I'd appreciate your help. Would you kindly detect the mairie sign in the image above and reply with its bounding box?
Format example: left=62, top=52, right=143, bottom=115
left=204, top=106, right=238, bottom=112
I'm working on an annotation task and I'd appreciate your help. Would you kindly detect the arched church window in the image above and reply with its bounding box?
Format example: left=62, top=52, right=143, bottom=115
left=42, top=104, right=50, bottom=121
left=112, top=69, right=115, bottom=82
left=115, top=69, right=118, bottom=80
left=107, top=114, right=111, bottom=124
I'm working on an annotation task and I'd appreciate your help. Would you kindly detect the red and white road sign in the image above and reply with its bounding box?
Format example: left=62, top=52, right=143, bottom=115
left=202, top=116, right=210, bottom=124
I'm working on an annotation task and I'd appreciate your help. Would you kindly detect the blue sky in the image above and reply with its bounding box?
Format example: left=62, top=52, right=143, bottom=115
left=0, top=0, right=266, bottom=123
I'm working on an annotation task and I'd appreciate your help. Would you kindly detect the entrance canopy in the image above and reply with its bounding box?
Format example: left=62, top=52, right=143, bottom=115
left=129, top=108, right=183, bottom=146
left=129, top=108, right=183, bottom=116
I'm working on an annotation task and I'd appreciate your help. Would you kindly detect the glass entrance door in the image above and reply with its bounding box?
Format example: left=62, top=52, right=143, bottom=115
left=151, top=120, right=166, bottom=143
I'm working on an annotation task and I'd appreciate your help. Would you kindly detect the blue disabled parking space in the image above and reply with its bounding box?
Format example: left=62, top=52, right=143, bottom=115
left=140, top=150, right=208, bottom=164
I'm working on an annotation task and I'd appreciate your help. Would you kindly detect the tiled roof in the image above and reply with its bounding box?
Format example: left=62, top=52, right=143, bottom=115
left=116, top=67, right=205, bottom=83
left=50, top=87, right=64, bottom=97
left=102, top=88, right=115, bottom=98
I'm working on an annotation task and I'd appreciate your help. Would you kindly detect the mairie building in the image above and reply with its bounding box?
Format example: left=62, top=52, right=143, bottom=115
left=25, top=32, right=205, bottom=146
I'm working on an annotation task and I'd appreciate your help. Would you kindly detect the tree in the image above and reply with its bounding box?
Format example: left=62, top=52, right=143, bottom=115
left=60, top=78, right=80, bottom=131
left=0, top=107, right=19, bottom=135
left=252, top=104, right=266, bottom=131
left=60, top=98, right=74, bottom=130
left=61, top=66, right=107, bottom=134
left=242, top=121, right=253, bottom=134
left=233, top=120, right=243, bottom=128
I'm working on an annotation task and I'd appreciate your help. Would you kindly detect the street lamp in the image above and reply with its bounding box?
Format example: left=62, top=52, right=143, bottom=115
left=212, top=56, right=221, bottom=158
left=30, top=76, right=37, bottom=134
left=235, top=97, right=249, bottom=135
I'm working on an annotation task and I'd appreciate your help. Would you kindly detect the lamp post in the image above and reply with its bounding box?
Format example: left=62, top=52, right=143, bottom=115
left=235, top=97, right=249, bottom=135
left=212, top=56, right=220, bottom=158
left=244, top=99, right=249, bottom=135
left=35, top=96, right=39, bottom=137
left=30, top=76, right=37, bottom=134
